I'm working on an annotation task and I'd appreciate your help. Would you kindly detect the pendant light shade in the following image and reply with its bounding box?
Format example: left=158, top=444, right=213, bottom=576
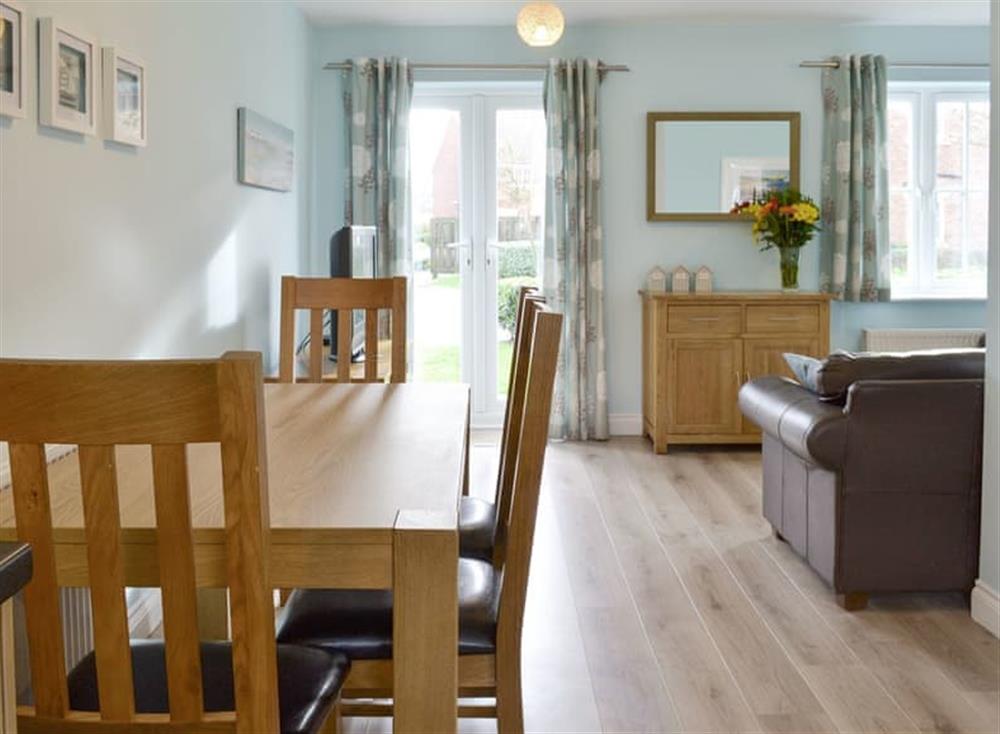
left=516, top=2, right=565, bottom=47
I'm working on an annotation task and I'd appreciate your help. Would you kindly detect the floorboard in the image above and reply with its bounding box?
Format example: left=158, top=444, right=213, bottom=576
left=340, top=437, right=1000, bottom=734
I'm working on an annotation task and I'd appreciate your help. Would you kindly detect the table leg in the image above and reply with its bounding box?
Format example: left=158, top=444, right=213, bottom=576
left=393, top=511, right=458, bottom=734
left=1, top=600, right=16, bottom=733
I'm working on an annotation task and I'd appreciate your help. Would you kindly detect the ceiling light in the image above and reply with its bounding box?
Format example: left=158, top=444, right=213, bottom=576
left=516, top=2, right=565, bottom=47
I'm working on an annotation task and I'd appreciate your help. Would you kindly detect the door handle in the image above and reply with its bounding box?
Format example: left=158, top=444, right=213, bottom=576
left=486, top=239, right=499, bottom=268
left=446, top=240, right=472, bottom=267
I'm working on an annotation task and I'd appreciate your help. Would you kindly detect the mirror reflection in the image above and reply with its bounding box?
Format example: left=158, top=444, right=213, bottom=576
left=647, top=113, right=800, bottom=221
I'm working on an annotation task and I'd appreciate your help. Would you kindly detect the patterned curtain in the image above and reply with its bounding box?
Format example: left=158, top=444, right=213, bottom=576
left=543, top=59, right=609, bottom=440
left=819, top=54, right=891, bottom=302
left=344, top=57, right=413, bottom=279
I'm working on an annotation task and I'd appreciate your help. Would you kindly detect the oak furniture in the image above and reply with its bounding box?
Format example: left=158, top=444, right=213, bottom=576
left=276, top=307, right=564, bottom=734
left=460, top=287, right=541, bottom=563
left=739, top=349, right=985, bottom=610
left=0, top=377, right=470, bottom=734
left=646, top=111, right=801, bottom=221
left=0, top=353, right=350, bottom=734
left=278, top=275, right=407, bottom=384
left=640, top=291, right=831, bottom=453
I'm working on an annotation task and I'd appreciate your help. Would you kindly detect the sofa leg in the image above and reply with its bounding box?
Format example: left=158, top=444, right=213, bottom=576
left=772, top=527, right=785, bottom=542
left=837, top=592, right=869, bottom=611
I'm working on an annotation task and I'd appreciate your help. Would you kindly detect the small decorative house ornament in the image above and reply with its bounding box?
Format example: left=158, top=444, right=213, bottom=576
left=646, top=266, right=668, bottom=292
left=671, top=266, right=691, bottom=293
left=695, top=266, right=713, bottom=294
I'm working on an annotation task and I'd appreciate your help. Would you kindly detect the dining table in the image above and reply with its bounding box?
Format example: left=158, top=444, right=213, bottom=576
left=0, top=381, right=471, bottom=734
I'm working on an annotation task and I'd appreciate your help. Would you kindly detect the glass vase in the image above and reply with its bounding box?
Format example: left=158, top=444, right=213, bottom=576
left=779, top=248, right=800, bottom=291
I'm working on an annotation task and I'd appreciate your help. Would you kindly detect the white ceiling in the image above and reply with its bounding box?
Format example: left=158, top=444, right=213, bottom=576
left=295, top=0, right=991, bottom=27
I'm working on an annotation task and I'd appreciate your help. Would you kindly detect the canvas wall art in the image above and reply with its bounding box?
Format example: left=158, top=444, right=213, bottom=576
left=237, top=107, right=293, bottom=192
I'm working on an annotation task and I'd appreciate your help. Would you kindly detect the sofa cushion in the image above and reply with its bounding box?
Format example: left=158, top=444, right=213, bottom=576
left=783, top=353, right=822, bottom=391
left=790, top=349, right=985, bottom=404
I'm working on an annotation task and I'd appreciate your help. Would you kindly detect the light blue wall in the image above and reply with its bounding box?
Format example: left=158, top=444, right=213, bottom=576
left=1, top=0, right=312, bottom=370
left=309, top=23, right=990, bottom=416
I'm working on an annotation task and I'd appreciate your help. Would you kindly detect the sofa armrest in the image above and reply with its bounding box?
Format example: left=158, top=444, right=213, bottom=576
left=842, top=379, right=984, bottom=495
left=739, top=377, right=848, bottom=469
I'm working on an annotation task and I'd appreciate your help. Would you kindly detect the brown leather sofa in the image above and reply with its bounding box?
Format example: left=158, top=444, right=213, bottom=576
left=738, top=349, right=985, bottom=610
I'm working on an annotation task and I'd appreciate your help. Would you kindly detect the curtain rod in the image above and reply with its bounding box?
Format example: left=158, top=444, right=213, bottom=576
left=323, top=61, right=629, bottom=72
left=800, top=60, right=988, bottom=69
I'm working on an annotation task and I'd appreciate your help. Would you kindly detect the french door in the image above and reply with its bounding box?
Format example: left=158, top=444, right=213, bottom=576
left=410, top=83, right=545, bottom=426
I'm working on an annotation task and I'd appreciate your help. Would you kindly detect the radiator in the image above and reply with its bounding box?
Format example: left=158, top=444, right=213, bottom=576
left=14, top=589, right=92, bottom=703
left=863, top=328, right=985, bottom=352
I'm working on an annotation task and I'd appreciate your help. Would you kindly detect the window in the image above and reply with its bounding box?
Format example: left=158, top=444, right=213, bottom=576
left=888, top=82, right=989, bottom=299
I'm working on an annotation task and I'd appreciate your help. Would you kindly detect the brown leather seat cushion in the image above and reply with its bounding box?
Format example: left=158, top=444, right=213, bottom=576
left=459, top=496, right=496, bottom=562
left=67, top=640, right=349, bottom=734
left=276, top=558, right=499, bottom=660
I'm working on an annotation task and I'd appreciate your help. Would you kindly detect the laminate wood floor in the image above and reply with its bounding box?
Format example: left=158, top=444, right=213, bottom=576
left=345, top=437, right=1000, bottom=734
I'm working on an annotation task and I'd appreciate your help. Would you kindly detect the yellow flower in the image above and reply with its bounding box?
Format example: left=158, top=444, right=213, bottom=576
left=789, top=203, right=819, bottom=223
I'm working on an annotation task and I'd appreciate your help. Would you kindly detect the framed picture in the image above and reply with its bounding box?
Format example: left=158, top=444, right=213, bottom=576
left=102, top=47, right=146, bottom=146
left=720, top=156, right=790, bottom=209
left=237, top=107, right=293, bottom=192
left=0, top=0, right=26, bottom=118
left=38, top=17, right=97, bottom=135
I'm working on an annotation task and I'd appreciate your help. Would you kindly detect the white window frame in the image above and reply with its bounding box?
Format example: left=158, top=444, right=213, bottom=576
left=888, top=81, right=989, bottom=300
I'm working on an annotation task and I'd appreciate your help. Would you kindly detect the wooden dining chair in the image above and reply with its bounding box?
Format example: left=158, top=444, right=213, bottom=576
left=0, top=353, right=349, bottom=734
left=275, top=306, right=563, bottom=734
left=278, top=276, right=407, bottom=384
left=460, top=287, right=542, bottom=564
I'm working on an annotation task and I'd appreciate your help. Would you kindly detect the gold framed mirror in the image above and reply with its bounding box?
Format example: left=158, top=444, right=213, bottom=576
left=646, top=111, right=801, bottom=222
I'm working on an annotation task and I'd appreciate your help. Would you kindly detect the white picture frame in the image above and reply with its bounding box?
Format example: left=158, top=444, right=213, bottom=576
left=102, top=47, right=146, bottom=146
left=0, top=0, right=27, bottom=118
left=38, top=17, right=97, bottom=135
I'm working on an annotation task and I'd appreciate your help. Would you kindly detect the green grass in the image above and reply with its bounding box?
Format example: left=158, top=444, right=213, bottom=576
left=415, top=339, right=515, bottom=395
left=497, top=340, right=512, bottom=395
left=429, top=273, right=460, bottom=289
left=416, top=345, right=460, bottom=383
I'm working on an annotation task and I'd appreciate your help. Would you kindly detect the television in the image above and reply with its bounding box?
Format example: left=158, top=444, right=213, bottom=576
left=329, top=225, right=377, bottom=361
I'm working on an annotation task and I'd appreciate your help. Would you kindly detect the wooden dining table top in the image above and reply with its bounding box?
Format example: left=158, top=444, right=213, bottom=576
left=0, top=382, right=470, bottom=543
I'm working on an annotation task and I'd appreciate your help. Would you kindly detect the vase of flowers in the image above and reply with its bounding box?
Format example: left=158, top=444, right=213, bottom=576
left=731, top=190, right=821, bottom=292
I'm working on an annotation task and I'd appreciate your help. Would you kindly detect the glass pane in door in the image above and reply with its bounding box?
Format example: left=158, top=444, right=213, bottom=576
left=411, top=108, right=463, bottom=383
left=494, top=108, right=546, bottom=397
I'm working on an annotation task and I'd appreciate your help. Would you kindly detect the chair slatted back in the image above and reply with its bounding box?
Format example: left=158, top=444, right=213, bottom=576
left=278, top=276, right=407, bottom=384
left=492, top=291, right=543, bottom=563
left=0, top=352, right=278, bottom=733
left=495, top=307, right=562, bottom=649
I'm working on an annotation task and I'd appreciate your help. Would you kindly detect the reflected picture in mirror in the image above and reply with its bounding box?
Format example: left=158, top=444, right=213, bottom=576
left=646, top=112, right=800, bottom=221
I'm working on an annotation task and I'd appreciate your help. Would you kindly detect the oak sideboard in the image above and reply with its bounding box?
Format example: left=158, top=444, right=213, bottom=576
left=640, top=291, right=832, bottom=453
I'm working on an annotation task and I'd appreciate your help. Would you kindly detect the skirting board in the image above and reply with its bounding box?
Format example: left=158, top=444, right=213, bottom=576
left=971, top=580, right=1000, bottom=638
left=609, top=413, right=643, bottom=436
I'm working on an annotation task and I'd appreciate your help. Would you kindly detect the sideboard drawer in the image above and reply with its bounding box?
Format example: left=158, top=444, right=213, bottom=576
left=746, top=304, right=819, bottom=334
left=667, top=305, right=742, bottom=334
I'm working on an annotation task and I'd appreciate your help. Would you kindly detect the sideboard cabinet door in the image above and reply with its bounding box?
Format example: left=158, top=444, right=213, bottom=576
left=667, top=338, right=743, bottom=434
